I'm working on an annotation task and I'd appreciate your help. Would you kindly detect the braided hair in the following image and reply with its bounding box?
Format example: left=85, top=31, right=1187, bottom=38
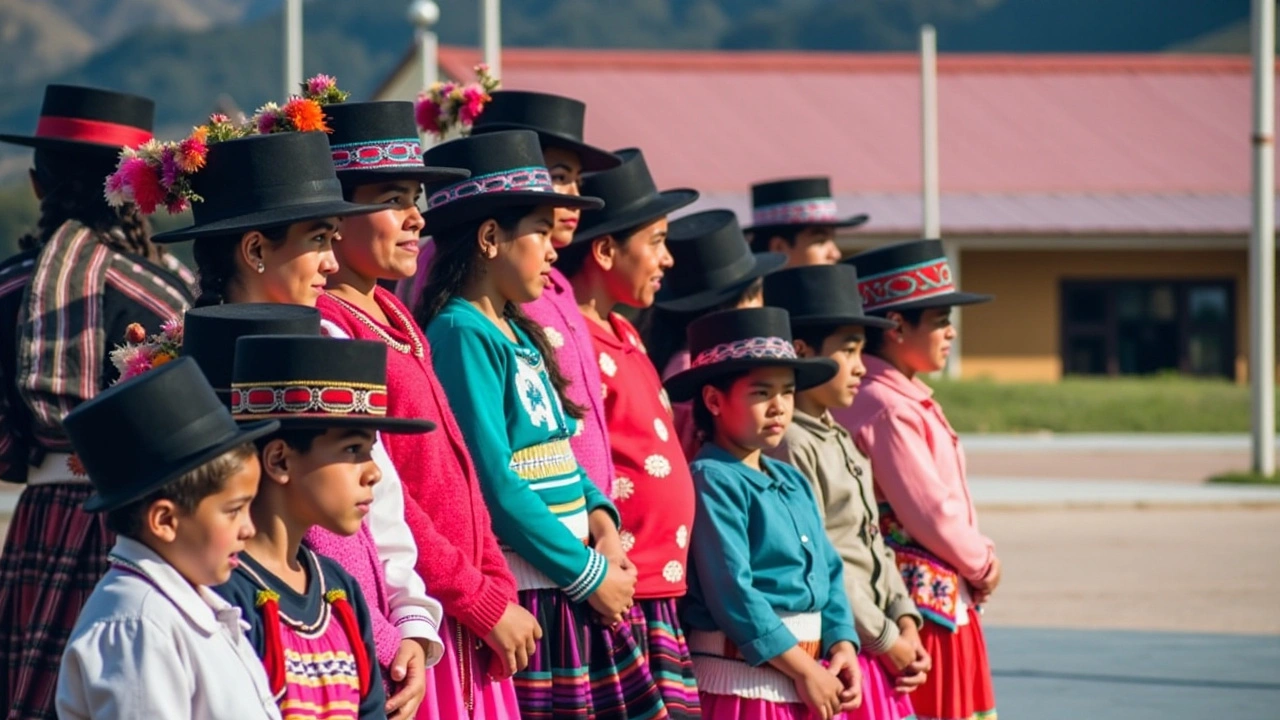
left=414, top=207, right=586, bottom=420
left=20, top=148, right=157, bottom=260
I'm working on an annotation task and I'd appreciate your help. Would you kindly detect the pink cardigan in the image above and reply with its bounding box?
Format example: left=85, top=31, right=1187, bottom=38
left=832, top=355, right=995, bottom=585
left=399, top=242, right=616, bottom=494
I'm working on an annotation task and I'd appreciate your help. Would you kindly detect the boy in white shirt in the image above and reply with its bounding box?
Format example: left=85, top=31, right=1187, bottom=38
left=55, top=357, right=284, bottom=719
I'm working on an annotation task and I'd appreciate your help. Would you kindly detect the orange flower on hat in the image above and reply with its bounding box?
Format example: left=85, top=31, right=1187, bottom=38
left=283, top=98, right=329, bottom=133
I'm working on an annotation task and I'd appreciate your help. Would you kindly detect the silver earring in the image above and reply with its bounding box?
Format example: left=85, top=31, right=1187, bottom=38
left=256, top=261, right=265, bottom=274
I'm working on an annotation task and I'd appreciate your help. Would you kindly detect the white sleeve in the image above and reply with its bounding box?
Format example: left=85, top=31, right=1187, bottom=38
left=57, top=619, right=194, bottom=719
left=369, top=434, right=445, bottom=666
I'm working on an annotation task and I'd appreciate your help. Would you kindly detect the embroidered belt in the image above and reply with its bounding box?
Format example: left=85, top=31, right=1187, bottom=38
left=509, top=438, right=577, bottom=482
left=27, top=452, right=91, bottom=486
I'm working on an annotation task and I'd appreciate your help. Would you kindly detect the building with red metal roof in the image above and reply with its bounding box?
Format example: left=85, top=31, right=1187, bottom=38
left=377, top=47, right=1279, bottom=382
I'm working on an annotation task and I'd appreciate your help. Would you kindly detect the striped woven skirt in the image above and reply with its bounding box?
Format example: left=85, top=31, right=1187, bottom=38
left=627, top=599, right=700, bottom=718
left=0, top=484, right=112, bottom=720
left=514, top=588, right=669, bottom=720
left=912, top=610, right=996, bottom=720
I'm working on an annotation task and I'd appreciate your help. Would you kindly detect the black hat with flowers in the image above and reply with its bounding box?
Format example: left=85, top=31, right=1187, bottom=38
left=231, top=335, right=434, bottom=434
left=64, top=357, right=279, bottom=513
left=420, top=129, right=603, bottom=235
left=0, top=84, right=154, bottom=155
left=663, top=307, right=838, bottom=402
left=471, top=90, right=621, bottom=172
left=325, top=101, right=470, bottom=187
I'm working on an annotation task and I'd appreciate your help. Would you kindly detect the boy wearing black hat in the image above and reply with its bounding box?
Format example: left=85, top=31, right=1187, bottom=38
left=215, top=335, right=435, bottom=720
left=766, top=265, right=930, bottom=720
left=746, top=177, right=868, bottom=267
left=55, top=358, right=282, bottom=719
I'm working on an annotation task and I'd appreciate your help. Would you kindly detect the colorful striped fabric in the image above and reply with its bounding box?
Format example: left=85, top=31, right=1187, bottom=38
left=626, top=599, right=700, bottom=719
left=514, top=589, right=670, bottom=720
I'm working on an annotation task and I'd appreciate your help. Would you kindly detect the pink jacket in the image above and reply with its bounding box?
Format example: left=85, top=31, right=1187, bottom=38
left=832, top=355, right=995, bottom=585
left=400, top=242, right=616, bottom=494
left=661, top=350, right=700, bottom=461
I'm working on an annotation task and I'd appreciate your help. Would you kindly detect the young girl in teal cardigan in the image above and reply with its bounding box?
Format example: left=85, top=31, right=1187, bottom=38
left=413, top=129, right=668, bottom=720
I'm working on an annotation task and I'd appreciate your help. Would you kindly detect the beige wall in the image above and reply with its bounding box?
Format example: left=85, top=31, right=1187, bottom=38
left=956, top=248, right=1279, bottom=382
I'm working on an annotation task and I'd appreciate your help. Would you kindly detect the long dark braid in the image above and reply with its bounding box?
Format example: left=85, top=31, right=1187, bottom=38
left=19, top=148, right=158, bottom=260
left=415, top=208, right=586, bottom=419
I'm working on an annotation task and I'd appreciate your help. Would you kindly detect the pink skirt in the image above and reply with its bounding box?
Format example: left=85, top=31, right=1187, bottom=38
left=417, top=618, right=521, bottom=720
left=700, top=693, right=846, bottom=720
left=846, top=654, right=915, bottom=720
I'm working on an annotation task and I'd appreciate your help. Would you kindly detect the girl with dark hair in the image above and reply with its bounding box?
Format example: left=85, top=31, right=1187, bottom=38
left=640, top=209, right=785, bottom=459
left=0, top=85, right=195, bottom=720
left=416, top=130, right=667, bottom=720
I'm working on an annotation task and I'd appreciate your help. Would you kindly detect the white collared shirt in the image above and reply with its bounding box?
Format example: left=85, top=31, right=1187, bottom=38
left=56, top=537, right=282, bottom=720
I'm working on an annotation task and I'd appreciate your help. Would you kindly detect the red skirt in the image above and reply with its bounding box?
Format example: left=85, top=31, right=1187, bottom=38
left=0, top=484, right=112, bottom=720
left=912, top=609, right=997, bottom=720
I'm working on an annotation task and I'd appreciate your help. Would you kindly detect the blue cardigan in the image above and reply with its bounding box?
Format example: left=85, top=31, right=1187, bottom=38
left=683, top=443, right=859, bottom=666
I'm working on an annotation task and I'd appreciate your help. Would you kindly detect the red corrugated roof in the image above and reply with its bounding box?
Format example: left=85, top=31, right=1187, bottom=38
left=417, top=48, right=1262, bottom=235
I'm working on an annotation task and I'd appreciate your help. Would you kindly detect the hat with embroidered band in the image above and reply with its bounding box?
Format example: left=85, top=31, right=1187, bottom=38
left=231, top=335, right=434, bottom=434
left=0, top=84, right=154, bottom=154
left=420, top=129, right=603, bottom=235
left=744, top=177, right=868, bottom=237
left=325, top=101, right=470, bottom=187
left=182, top=304, right=323, bottom=395
left=654, top=209, right=785, bottom=313
left=841, top=239, right=993, bottom=314
left=764, top=265, right=895, bottom=329
left=663, top=307, right=838, bottom=403
left=151, top=132, right=386, bottom=244
left=471, top=91, right=621, bottom=172
left=64, top=357, right=279, bottom=513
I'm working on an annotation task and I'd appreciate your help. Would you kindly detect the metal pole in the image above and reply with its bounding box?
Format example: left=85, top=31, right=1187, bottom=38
left=921, top=25, right=960, bottom=378
left=1250, top=0, right=1276, bottom=475
left=420, top=29, right=438, bottom=88
left=284, top=0, right=303, bottom=98
left=921, top=25, right=940, bottom=240
left=481, top=0, right=502, bottom=78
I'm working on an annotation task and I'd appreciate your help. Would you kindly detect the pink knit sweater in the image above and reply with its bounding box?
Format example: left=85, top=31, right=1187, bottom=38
left=304, top=524, right=400, bottom=671
left=399, top=242, right=615, bottom=494
left=318, top=289, right=518, bottom=636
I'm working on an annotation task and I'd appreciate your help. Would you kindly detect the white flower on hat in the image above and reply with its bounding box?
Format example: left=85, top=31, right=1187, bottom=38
left=662, top=560, right=684, bottom=583
left=598, top=352, right=617, bottom=378
left=544, top=326, right=565, bottom=349
left=645, top=454, right=671, bottom=478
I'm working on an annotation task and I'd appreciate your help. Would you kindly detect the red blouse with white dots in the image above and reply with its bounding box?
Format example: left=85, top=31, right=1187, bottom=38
left=588, top=313, right=697, bottom=598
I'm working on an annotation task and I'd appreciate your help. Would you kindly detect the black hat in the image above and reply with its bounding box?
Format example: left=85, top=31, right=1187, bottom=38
left=571, top=148, right=699, bottom=247
left=64, top=357, right=279, bottom=513
left=471, top=91, right=621, bottom=172
left=654, top=209, right=785, bottom=313
left=151, top=132, right=386, bottom=244
left=745, top=177, right=869, bottom=234
left=842, top=239, right=993, bottom=314
left=663, top=307, right=837, bottom=402
left=764, top=265, right=895, bottom=329
left=182, top=304, right=323, bottom=393
left=325, top=101, right=470, bottom=187
left=421, top=130, right=602, bottom=235
left=0, top=84, right=154, bottom=155
left=231, top=335, right=434, bottom=434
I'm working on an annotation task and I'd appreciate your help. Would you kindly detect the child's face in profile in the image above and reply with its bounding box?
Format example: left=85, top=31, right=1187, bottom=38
left=804, top=325, right=867, bottom=410
left=169, top=454, right=261, bottom=587
left=598, top=216, right=673, bottom=309
left=287, top=428, right=381, bottom=537
left=706, top=366, right=796, bottom=452
left=340, top=180, right=426, bottom=281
